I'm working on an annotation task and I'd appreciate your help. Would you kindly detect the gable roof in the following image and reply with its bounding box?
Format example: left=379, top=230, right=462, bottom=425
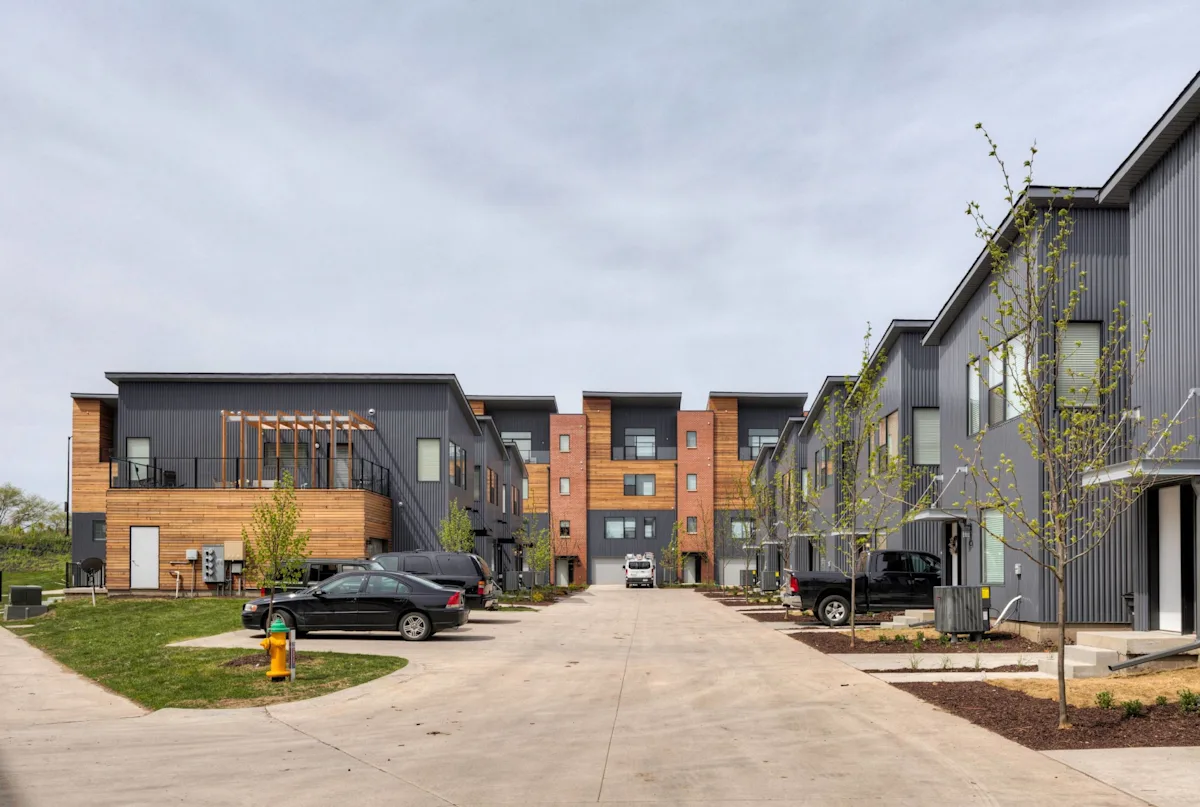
left=1099, top=70, right=1200, bottom=205
left=772, top=416, right=807, bottom=463
left=797, top=377, right=856, bottom=440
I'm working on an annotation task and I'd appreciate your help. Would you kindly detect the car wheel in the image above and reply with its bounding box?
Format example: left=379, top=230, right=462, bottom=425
left=399, top=611, right=432, bottom=641
left=625, top=582, right=630, bottom=588
left=262, top=610, right=296, bottom=634
left=818, top=595, right=850, bottom=627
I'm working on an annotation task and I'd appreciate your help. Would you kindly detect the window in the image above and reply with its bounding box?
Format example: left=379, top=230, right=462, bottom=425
left=686, top=430, right=697, bottom=449
left=319, top=574, right=365, bottom=596
left=748, top=428, right=779, bottom=456
left=877, top=552, right=907, bottom=574
left=521, top=477, right=528, bottom=500
left=513, top=485, right=521, bottom=517
left=981, top=509, right=1005, bottom=584
left=800, top=468, right=810, bottom=497
left=967, top=360, right=981, bottom=434
left=909, top=554, right=940, bottom=576
left=873, top=411, right=899, bottom=472
left=624, top=428, right=656, bottom=459
left=623, top=474, right=656, bottom=496
left=473, top=465, right=481, bottom=501
left=912, top=408, right=940, bottom=466
left=403, top=556, right=436, bottom=575
left=440, top=554, right=480, bottom=576
left=731, top=519, right=753, bottom=542
left=501, top=431, right=532, bottom=462
left=364, top=575, right=410, bottom=596
left=447, top=441, right=466, bottom=489
left=643, top=517, right=656, bottom=539
left=1006, top=338, right=1028, bottom=418
left=988, top=346, right=1006, bottom=426
left=417, top=439, right=440, bottom=482
left=502, top=483, right=508, bottom=514
left=686, top=516, right=697, bottom=533
left=683, top=473, right=697, bottom=492
left=126, top=437, right=150, bottom=483
left=559, top=477, right=570, bottom=495
left=814, top=447, right=830, bottom=490
left=92, top=519, right=106, bottom=542
left=604, top=517, right=637, bottom=539
left=487, top=468, right=498, bottom=505
left=559, top=434, right=570, bottom=452
left=559, top=520, right=570, bottom=537
left=1057, top=322, right=1101, bottom=408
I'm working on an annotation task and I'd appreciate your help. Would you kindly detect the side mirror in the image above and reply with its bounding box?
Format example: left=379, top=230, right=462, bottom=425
left=313, top=589, right=327, bottom=597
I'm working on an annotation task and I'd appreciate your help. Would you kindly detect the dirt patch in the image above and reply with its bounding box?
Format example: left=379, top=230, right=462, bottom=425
left=789, top=630, right=1052, bottom=655
left=857, top=664, right=1040, bottom=674
left=991, top=666, right=1200, bottom=708
left=896, top=681, right=1200, bottom=749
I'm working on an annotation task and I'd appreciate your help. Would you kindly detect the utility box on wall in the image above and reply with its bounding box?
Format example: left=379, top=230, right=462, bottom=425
left=202, top=544, right=225, bottom=584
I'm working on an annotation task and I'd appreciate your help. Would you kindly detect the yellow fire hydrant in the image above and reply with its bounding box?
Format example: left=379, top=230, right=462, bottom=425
left=260, top=615, right=290, bottom=681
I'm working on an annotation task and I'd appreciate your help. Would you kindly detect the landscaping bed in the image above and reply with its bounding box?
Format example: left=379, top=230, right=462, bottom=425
left=745, top=610, right=892, bottom=625
left=498, top=586, right=577, bottom=606
left=8, top=598, right=406, bottom=709
left=857, top=664, right=1040, bottom=673
left=789, top=629, right=1052, bottom=654
left=896, top=681, right=1200, bottom=750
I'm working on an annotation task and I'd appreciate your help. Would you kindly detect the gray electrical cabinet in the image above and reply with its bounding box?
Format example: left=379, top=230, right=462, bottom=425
left=202, top=544, right=225, bottom=584
left=933, top=586, right=991, bottom=639
left=759, top=542, right=781, bottom=592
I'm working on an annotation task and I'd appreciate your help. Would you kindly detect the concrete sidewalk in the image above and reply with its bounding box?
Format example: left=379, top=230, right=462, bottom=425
left=833, top=651, right=1055, bottom=670
left=1045, top=747, right=1200, bottom=807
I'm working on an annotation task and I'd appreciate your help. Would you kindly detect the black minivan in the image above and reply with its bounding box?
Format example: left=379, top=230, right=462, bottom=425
left=372, top=552, right=497, bottom=610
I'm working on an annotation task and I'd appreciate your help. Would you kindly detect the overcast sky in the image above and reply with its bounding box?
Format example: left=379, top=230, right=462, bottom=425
left=4, top=2, right=1200, bottom=500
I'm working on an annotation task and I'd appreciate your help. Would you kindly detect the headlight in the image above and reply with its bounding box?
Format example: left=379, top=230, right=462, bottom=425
left=244, top=603, right=258, bottom=612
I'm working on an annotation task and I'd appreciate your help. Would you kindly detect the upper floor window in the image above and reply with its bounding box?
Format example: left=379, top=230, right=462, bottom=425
left=559, top=477, right=570, bottom=495
left=604, top=517, right=637, bottom=539
left=686, top=516, right=698, bottom=533
left=686, top=431, right=697, bottom=449
left=625, top=428, right=656, bottom=460
left=417, top=438, right=440, bottom=482
left=501, top=432, right=532, bottom=463
left=623, top=474, right=656, bottom=496
left=502, top=483, right=508, bottom=514
left=521, top=477, right=529, bottom=500
left=559, top=434, right=570, bottom=452
left=686, top=473, right=698, bottom=492
left=748, top=429, right=779, bottom=457
left=814, top=446, right=831, bottom=490
left=912, top=408, right=940, bottom=466
left=967, top=360, right=981, bottom=435
left=873, top=411, right=898, bottom=472
left=643, top=517, right=656, bottom=539
left=487, top=468, right=498, bottom=504
left=1057, top=322, right=1101, bottom=408
left=447, top=441, right=466, bottom=489
left=730, top=518, right=754, bottom=542
left=92, top=519, right=106, bottom=542
left=559, top=520, right=570, bottom=537
left=473, top=465, right=481, bottom=501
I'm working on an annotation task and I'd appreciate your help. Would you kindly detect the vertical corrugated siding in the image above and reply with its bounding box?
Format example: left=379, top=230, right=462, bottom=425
left=586, top=509, right=677, bottom=562
left=609, top=405, right=680, bottom=449
left=936, top=207, right=1131, bottom=624
left=737, top=405, right=803, bottom=446
left=115, top=381, right=459, bottom=552
left=486, top=410, right=551, bottom=452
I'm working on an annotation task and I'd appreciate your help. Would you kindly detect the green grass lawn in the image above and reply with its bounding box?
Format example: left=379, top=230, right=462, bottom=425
left=2, top=568, right=65, bottom=599
left=9, top=598, right=406, bottom=710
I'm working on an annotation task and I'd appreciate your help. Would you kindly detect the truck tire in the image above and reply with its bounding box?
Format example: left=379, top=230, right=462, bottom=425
left=818, top=595, right=850, bottom=627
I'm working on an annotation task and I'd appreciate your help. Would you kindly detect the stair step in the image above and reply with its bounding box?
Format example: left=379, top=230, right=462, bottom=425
left=1064, top=645, right=1120, bottom=666
left=903, top=610, right=935, bottom=621
left=1039, top=658, right=1111, bottom=679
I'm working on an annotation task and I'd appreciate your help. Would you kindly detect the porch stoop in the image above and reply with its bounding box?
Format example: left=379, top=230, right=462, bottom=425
left=1037, top=631, right=1200, bottom=678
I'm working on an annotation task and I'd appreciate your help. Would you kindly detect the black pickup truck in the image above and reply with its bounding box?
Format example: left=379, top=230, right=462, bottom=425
left=791, top=550, right=942, bottom=626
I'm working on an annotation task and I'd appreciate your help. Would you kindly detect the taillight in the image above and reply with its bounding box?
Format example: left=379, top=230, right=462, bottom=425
left=477, top=580, right=485, bottom=596
left=447, top=591, right=462, bottom=608
left=789, top=576, right=800, bottom=595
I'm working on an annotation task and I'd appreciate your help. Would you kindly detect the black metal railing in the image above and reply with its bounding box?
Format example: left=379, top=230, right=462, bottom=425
left=108, top=456, right=391, bottom=497
left=66, top=560, right=106, bottom=589
left=611, top=446, right=677, bottom=461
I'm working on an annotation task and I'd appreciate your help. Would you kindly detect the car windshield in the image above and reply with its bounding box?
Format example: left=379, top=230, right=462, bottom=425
left=628, top=561, right=650, bottom=570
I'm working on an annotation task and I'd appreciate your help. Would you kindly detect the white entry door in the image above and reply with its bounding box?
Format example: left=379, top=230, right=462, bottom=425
left=555, top=558, right=570, bottom=587
left=683, top=556, right=699, bottom=584
left=1159, top=486, right=1183, bottom=632
left=130, top=526, right=160, bottom=590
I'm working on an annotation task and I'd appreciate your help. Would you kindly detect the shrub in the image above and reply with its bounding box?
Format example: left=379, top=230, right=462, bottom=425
left=939, top=633, right=951, bottom=647
left=530, top=591, right=545, bottom=603
left=1178, top=689, right=1199, bottom=713
left=1156, top=695, right=1169, bottom=707
left=1120, top=699, right=1143, bottom=719
left=1095, top=690, right=1114, bottom=709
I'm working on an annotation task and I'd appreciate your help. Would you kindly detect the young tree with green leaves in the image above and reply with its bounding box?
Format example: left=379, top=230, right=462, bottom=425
left=659, top=520, right=682, bottom=584
left=242, top=471, right=311, bottom=638
left=518, top=513, right=553, bottom=587
left=437, top=501, right=477, bottom=554
left=807, top=331, right=929, bottom=646
left=957, top=127, right=1190, bottom=729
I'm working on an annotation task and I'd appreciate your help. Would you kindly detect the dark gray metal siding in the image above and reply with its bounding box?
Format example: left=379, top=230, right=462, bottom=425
left=609, top=405, right=679, bottom=449
left=936, top=207, right=1132, bottom=624
left=113, top=380, right=465, bottom=552
left=70, top=512, right=107, bottom=570
left=487, top=410, right=551, bottom=454
left=588, top=509, right=676, bottom=581
left=737, top=405, right=801, bottom=447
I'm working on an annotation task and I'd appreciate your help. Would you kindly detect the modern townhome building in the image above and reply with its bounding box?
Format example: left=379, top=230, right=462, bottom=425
left=796, top=376, right=857, bottom=572
left=920, top=187, right=1133, bottom=633
left=69, top=373, right=527, bottom=593
left=1086, top=69, right=1200, bottom=636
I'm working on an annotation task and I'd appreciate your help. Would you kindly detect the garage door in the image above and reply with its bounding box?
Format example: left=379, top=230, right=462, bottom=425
left=591, top=557, right=626, bottom=585
left=720, top=559, right=747, bottom=586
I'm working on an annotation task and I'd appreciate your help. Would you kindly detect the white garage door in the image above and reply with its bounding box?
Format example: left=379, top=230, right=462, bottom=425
left=720, top=559, right=747, bottom=586
left=591, top=557, right=627, bottom=585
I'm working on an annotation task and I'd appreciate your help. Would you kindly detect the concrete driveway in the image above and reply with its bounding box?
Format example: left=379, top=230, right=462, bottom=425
left=0, top=586, right=1151, bottom=806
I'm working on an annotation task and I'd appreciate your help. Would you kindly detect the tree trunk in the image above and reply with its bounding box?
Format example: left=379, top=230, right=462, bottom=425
left=265, top=584, right=276, bottom=656
left=1056, top=558, right=1070, bottom=729
left=849, top=554, right=857, bottom=649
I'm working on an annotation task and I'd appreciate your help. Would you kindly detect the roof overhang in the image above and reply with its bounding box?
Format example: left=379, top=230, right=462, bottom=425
left=772, top=416, right=807, bottom=462
left=1082, top=459, right=1200, bottom=488
left=582, top=391, right=682, bottom=408
left=797, top=377, right=856, bottom=439
left=850, top=320, right=934, bottom=397
left=70, top=392, right=118, bottom=401
left=909, top=508, right=969, bottom=523
left=468, top=396, right=558, bottom=413
left=1099, top=70, right=1200, bottom=205
left=707, top=392, right=808, bottom=409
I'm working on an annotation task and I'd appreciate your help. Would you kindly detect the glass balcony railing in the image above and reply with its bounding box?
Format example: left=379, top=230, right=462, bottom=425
left=108, top=456, right=391, bottom=497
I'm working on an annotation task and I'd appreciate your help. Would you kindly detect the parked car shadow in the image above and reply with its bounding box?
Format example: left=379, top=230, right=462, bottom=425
left=286, top=631, right=496, bottom=642
left=465, top=617, right=521, bottom=625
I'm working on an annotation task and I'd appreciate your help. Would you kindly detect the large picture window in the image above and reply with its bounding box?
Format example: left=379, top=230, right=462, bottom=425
left=624, top=428, right=657, bottom=460
left=501, top=431, right=532, bottom=462
left=748, top=428, right=779, bottom=456
left=604, top=517, right=637, bottom=539
left=623, top=474, right=656, bottom=496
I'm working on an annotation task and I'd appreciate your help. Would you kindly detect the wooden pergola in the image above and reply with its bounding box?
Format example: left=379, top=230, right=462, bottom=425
left=219, top=410, right=377, bottom=488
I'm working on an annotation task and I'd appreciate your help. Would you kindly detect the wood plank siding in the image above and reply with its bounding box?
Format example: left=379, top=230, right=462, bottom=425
left=105, top=489, right=393, bottom=590
left=584, top=397, right=677, bottom=510
left=71, top=398, right=114, bottom=513
left=708, top=397, right=751, bottom=509
left=469, top=400, right=486, bottom=416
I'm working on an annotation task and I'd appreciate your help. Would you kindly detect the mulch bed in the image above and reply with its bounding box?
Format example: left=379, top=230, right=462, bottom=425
left=789, top=630, right=1053, bottom=654
left=857, top=664, right=1040, bottom=673
left=745, top=611, right=891, bottom=625
left=221, top=653, right=316, bottom=669
left=896, top=681, right=1200, bottom=749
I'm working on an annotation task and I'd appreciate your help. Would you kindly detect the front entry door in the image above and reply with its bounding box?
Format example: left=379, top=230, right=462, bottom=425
left=1159, top=486, right=1184, bottom=632
left=555, top=558, right=570, bottom=587
left=129, top=527, right=160, bottom=589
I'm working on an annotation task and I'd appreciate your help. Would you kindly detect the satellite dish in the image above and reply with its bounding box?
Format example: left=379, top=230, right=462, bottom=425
left=81, top=557, right=104, bottom=575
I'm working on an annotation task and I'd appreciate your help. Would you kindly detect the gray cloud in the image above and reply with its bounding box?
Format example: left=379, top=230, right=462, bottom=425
left=3, top=0, right=1199, bottom=497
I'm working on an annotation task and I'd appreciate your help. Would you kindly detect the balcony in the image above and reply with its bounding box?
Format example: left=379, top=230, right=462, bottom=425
left=108, top=456, right=391, bottom=497
left=611, top=446, right=677, bottom=461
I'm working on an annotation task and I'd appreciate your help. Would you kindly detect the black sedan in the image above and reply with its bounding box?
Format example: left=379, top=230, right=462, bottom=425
left=241, top=570, right=468, bottom=641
